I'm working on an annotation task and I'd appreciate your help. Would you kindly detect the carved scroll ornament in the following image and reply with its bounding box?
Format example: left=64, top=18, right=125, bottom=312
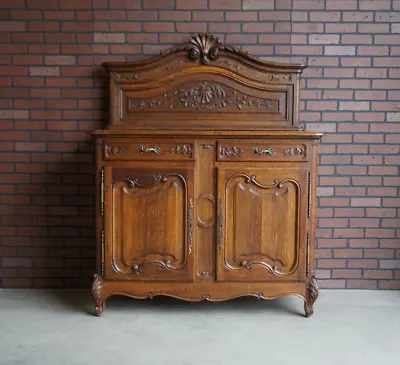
left=114, top=34, right=299, bottom=85
left=169, top=144, right=192, bottom=157
left=117, top=63, right=293, bottom=84
left=116, top=73, right=139, bottom=81
left=283, top=146, right=305, bottom=156
left=105, top=145, right=128, bottom=156
left=220, top=146, right=243, bottom=157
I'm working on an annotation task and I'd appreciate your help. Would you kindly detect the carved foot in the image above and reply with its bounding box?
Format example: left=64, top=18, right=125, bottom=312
left=304, top=275, right=319, bottom=318
left=92, top=274, right=105, bottom=317
left=304, top=302, right=314, bottom=318
left=94, top=303, right=104, bottom=317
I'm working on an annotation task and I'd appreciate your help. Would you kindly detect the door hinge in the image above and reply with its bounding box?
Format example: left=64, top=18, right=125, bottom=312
left=308, top=171, right=312, bottom=219
left=218, top=199, right=224, bottom=255
left=100, top=168, right=105, bottom=217
left=188, top=198, right=193, bottom=255
left=306, top=232, right=310, bottom=277
left=101, top=229, right=105, bottom=276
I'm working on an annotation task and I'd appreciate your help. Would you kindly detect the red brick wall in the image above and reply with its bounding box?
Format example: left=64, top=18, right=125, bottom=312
left=0, top=0, right=399, bottom=289
left=292, top=0, right=400, bottom=289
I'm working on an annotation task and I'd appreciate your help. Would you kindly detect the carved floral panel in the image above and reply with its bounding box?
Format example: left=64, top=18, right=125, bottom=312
left=127, top=82, right=278, bottom=113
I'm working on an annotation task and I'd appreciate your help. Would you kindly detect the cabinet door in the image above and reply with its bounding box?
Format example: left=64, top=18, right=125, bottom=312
left=217, top=167, right=308, bottom=282
left=105, top=166, right=195, bottom=281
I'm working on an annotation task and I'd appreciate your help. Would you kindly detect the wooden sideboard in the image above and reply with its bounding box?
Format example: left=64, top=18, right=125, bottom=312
left=92, top=34, right=323, bottom=317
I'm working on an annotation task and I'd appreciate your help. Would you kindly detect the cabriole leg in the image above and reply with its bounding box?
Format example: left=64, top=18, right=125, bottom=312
left=304, top=275, right=319, bottom=318
left=92, top=274, right=105, bottom=317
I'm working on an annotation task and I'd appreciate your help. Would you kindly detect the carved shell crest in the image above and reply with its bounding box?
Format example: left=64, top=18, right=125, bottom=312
left=177, top=33, right=250, bottom=65
left=188, top=33, right=221, bottom=64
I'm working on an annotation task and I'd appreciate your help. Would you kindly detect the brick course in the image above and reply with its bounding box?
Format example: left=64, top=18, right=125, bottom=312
left=0, top=0, right=399, bottom=289
left=293, top=0, right=399, bottom=290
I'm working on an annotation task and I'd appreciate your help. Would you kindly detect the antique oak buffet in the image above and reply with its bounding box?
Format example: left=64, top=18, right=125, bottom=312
left=92, top=34, right=323, bottom=317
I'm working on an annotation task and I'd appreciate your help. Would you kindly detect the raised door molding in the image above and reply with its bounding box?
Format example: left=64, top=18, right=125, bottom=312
left=217, top=168, right=308, bottom=282
left=106, top=168, right=195, bottom=282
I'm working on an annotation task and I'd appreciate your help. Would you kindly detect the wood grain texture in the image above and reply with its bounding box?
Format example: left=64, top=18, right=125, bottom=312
left=102, top=34, right=305, bottom=130
left=93, top=277, right=308, bottom=303
left=217, top=140, right=309, bottom=162
left=217, top=167, right=308, bottom=282
left=103, top=139, right=195, bottom=161
left=92, top=34, right=323, bottom=317
left=93, top=130, right=323, bottom=139
left=195, top=140, right=216, bottom=280
left=105, top=166, right=195, bottom=282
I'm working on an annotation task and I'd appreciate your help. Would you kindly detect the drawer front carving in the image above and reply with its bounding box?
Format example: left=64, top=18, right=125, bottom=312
left=217, top=140, right=308, bottom=162
left=103, top=140, right=194, bottom=161
left=220, top=146, right=244, bottom=157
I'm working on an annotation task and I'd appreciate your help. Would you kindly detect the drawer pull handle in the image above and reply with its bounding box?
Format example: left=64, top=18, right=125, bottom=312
left=138, top=145, right=161, bottom=155
left=253, top=147, right=276, bottom=156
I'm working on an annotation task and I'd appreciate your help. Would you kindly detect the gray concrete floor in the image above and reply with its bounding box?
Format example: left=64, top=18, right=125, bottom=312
left=0, top=290, right=399, bottom=365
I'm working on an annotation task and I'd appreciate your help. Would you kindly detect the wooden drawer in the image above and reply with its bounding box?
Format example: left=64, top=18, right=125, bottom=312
left=103, top=139, right=195, bottom=161
left=217, top=140, right=309, bottom=162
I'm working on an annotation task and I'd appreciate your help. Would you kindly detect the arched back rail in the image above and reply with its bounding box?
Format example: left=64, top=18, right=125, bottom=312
left=102, top=33, right=307, bottom=131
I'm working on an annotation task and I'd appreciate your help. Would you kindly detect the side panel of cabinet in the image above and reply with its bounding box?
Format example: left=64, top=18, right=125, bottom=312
left=217, top=166, right=308, bottom=282
left=104, top=165, right=195, bottom=281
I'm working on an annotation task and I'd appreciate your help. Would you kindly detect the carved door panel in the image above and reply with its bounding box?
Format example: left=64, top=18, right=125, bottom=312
left=105, top=166, right=195, bottom=281
left=217, top=167, right=308, bottom=282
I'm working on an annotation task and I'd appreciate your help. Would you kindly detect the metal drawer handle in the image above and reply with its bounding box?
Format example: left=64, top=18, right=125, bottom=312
left=138, top=145, right=161, bottom=155
left=252, top=147, right=275, bottom=156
